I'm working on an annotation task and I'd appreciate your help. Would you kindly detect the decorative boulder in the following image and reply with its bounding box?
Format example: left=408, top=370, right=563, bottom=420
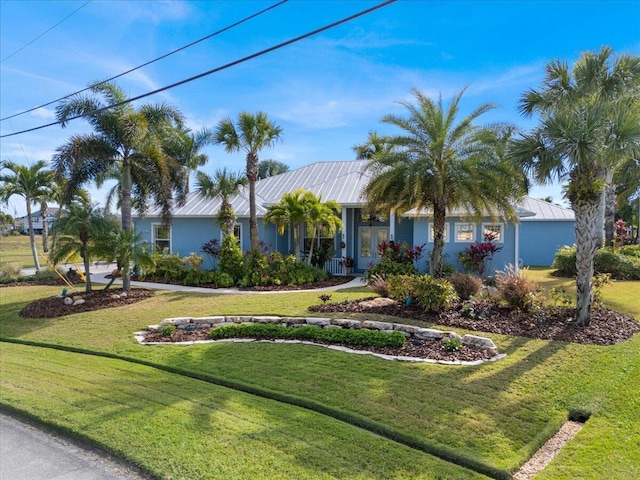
left=63, top=297, right=73, bottom=305
left=73, top=298, right=85, bottom=306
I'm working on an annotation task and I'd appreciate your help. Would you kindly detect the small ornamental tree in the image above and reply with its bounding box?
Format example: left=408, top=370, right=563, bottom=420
left=458, top=232, right=502, bottom=276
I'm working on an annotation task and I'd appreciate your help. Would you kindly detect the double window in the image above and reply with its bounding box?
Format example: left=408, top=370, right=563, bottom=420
left=482, top=223, right=504, bottom=243
left=428, top=223, right=449, bottom=243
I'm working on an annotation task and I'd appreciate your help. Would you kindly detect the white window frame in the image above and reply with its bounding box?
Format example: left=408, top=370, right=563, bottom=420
left=152, top=223, right=172, bottom=252
left=429, top=222, right=449, bottom=243
left=454, top=223, right=476, bottom=243
left=482, top=223, right=504, bottom=243
left=223, top=223, right=242, bottom=245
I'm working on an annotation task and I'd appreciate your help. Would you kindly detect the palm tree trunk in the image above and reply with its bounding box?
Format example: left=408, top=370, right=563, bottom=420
left=81, top=243, right=92, bottom=293
left=574, top=199, right=600, bottom=326
left=247, top=153, right=260, bottom=252
left=26, top=202, right=41, bottom=273
left=430, top=206, right=446, bottom=277
left=604, top=181, right=616, bottom=247
left=121, top=159, right=132, bottom=291
left=292, top=223, right=300, bottom=260
left=41, top=202, right=49, bottom=253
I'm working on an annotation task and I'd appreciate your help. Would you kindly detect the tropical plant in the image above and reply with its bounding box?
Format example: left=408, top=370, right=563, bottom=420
left=0, top=160, right=56, bottom=272
left=163, top=127, right=214, bottom=193
left=303, top=192, right=342, bottom=266
left=195, top=168, right=247, bottom=238
left=264, top=189, right=310, bottom=260
left=53, top=81, right=187, bottom=290
left=258, top=159, right=289, bottom=179
left=214, top=111, right=282, bottom=251
left=359, top=87, right=525, bottom=278
left=49, top=202, right=118, bottom=292
left=457, top=232, right=502, bottom=276
left=511, top=47, right=640, bottom=325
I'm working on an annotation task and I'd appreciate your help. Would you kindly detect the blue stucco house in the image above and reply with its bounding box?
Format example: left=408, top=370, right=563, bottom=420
left=133, top=160, right=575, bottom=274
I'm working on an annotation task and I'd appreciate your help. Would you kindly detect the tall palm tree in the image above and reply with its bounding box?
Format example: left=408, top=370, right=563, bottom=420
left=0, top=160, right=55, bottom=272
left=164, top=127, right=214, bottom=193
left=264, top=189, right=311, bottom=260
left=303, top=192, right=342, bottom=266
left=360, top=88, right=525, bottom=278
left=53, top=81, right=187, bottom=290
left=511, top=47, right=640, bottom=326
left=195, top=168, right=247, bottom=238
left=49, top=201, right=118, bottom=293
left=214, top=111, right=282, bottom=251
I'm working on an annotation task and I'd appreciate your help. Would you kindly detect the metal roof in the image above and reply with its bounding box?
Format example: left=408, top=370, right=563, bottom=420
left=519, top=196, right=575, bottom=221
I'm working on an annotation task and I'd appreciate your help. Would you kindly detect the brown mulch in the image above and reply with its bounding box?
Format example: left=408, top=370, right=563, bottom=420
left=309, top=298, right=640, bottom=346
left=142, top=327, right=496, bottom=363
left=19, top=288, right=155, bottom=318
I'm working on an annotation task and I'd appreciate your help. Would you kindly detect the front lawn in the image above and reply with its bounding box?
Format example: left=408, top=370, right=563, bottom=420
left=0, top=269, right=639, bottom=479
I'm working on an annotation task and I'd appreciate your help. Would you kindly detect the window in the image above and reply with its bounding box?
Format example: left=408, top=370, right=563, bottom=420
left=455, top=223, right=475, bottom=242
left=482, top=223, right=504, bottom=243
left=429, top=223, right=449, bottom=243
left=152, top=224, right=171, bottom=252
left=233, top=223, right=242, bottom=245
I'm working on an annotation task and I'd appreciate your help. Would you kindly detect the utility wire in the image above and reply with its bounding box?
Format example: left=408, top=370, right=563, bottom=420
left=1, top=0, right=396, bottom=139
left=0, top=0, right=288, bottom=122
left=0, top=1, right=92, bottom=64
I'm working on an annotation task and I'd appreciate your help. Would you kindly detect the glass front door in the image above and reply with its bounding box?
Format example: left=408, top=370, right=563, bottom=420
left=358, top=226, right=388, bottom=270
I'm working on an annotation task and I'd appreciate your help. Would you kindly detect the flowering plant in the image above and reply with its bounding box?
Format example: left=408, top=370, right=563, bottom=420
left=339, top=256, right=355, bottom=268
left=377, top=241, right=425, bottom=264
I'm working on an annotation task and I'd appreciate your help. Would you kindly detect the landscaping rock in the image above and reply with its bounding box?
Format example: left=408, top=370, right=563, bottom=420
left=362, top=320, right=394, bottom=331
left=331, top=318, right=362, bottom=329
left=414, top=328, right=446, bottom=340
left=462, top=334, right=497, bottom=350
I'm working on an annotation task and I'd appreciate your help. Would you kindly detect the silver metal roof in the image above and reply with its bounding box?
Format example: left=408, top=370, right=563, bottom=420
left=519, top=196, right=575, bottom=221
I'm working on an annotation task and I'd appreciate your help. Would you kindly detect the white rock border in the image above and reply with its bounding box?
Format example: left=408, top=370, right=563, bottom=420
left=135, top=315, right=506, bottom=366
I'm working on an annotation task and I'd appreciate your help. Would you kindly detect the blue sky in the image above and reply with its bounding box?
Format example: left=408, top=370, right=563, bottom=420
left=1, top=0, right=639, bottom=218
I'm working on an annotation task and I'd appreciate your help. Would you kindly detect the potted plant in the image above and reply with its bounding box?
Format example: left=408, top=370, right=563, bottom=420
left=339, top=256, right=355, bottom=273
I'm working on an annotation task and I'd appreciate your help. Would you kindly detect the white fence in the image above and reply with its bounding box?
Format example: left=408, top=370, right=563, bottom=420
left=323, top=257, right=347, bottom=276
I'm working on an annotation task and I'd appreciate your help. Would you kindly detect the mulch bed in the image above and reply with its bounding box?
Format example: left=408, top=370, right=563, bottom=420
left=142, top=327, right=496, bottom=363
left=309, top=298, right=640, bottom=346
left=19, top=288, right=155, bottom=318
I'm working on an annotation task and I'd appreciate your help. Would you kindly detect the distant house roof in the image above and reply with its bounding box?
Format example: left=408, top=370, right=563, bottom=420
left=16, top=207, right=62, bottom=220
left=519, top=197, right=575, bottom=221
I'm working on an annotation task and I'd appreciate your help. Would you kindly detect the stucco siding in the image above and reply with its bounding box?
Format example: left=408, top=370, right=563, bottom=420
left=519, top=221, right=575, bottom=267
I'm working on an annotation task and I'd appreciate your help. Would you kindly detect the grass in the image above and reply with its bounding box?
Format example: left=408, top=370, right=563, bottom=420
left=0, top=270, right=639, bottom=479
left=0, top=234, right=39, bottom=268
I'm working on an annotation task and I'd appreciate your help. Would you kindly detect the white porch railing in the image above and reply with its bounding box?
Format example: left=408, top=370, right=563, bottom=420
left=323, top=257, right=346, bottom=276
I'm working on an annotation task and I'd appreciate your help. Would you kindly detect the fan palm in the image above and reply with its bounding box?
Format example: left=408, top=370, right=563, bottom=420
left=195, top=168, right=247, bottom=238
left=214, top=111, right=282, bottom=251
left=0, top=160, right=55, bottom=272
left=53, top=81, right=187, bottom=290
left=360, top=87, right=525, bottom=278
left=264, top=189, right=311, bottom=260
left=49, top=201, right=118, bottom=293
left=511, top=47, right=640, bottom=326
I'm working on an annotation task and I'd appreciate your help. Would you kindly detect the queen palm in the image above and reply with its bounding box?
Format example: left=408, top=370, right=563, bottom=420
left=195, top=168, right=247, bottom=238
left=49, top=201, right=117, bottom=293
left=53, top=81, right=187, bottom=290
left=511, top=47, right=640, bottom=326
left=214, top=111, right=282, bottom=251
left=303, top=192, right=342, bottom=266
left=361, top=87, right=525, bottom=278
left=264, top=189, right=310, bottom=260
left=0, top=160, right=55, bottom=272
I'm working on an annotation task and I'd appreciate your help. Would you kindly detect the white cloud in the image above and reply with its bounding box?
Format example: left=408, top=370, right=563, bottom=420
left=30, top=107, right=56, bottom=120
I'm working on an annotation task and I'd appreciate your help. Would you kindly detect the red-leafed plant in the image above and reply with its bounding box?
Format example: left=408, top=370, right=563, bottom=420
left=457, top=232, right=502, bottom=276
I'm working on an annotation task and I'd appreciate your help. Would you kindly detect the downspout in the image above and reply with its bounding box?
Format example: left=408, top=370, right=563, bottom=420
left=341, top=207, right=347, bottom=274
left=389, top=211, right=395, bottom=241
left=514, top=222, right=520, bottom=273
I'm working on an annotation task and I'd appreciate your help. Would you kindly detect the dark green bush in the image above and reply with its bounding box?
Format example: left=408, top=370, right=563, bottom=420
left=553, top=245, right=640, bottom=280
left=387, top=274, right=458, bottom=312
left=366, top=258, right=419, bottom=282
left=218, top=236, right=245, bottom=280
left=208, top=323, right=405, bottom=348
left=159, top=324, right=176, bottom=336
left=442, top=337, right=462, bottom=352
left=241, top=251, right=328, bottom=287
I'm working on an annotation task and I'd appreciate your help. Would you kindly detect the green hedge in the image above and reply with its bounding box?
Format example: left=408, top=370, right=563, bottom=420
left=208, top=323, right=405, bottom=348
left=552, top=245, right=640, bottom=280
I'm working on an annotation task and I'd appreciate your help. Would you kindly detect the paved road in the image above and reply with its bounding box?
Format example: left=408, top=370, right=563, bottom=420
left=0, top=414, right=148, bottom=480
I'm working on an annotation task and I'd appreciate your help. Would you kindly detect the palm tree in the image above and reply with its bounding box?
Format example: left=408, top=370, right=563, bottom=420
left=511, top=47, right=640, bottom=326
left=195, top=168, right=247, bottom=238
left=214, top=111, right=282, bottom=251
left=303, top=192, right=342, bottom=266
left=360, top=88, right=525, bottom=278
left=164, top=127, right=214, bottom=193
left=258, top=159, right=289, bottom=179
left=264, top=189, right=311, bottom=260
left=53, top=81, right=187, bottom=290
left=49, top=201, right=117, bottom=293
left=0, top=160, right=55, bottom=272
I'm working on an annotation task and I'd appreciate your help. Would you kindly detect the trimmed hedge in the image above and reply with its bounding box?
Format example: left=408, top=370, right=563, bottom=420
left=208, top=323, right=406, bottom=348
left=553, top=245, right=640, bottom=280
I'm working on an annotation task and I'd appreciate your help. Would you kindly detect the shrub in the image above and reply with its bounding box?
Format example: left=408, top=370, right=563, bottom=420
left=208, top=323, right=405, bottom=348
left=496, top=264, right=542, bottom=312
left=377, top=240, right=425, bottom=264
left=457, top=232, right=502, bottom=276
left=448, top=272, right=483, bottom=301
left=159, top=324, right=176, bottom=337
left=366, top=258, right=419, bottom=282
left=218, top=236, right=245, bottom=281
left=0, top=262, right=22, bottom=278
left=553, top=245, right=640, bottom=280
left=442, top=337, right=462, bottom=352
left=459, top=300, right=494, bottom=320
left=388, top=274, right=458, bottom=312
left=241, top=251, right=328, bottom=287
left=367, top=274, right=390, bottom=297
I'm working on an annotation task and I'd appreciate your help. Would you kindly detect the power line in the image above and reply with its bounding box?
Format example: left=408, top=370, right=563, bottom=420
left=0, top=0, right=288, bottom=122
left=1, top=0, right=397, bottom=139
left=0, top=1, right=92, bottom=64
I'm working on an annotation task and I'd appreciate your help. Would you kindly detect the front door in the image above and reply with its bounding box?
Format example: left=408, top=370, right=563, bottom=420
left=358, top=226, right=388, bottom=270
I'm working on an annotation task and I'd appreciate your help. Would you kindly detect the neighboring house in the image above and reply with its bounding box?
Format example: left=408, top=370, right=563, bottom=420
left=133, top=160, right=576, bottom=274
left=16, top=207, right=62, bottom=235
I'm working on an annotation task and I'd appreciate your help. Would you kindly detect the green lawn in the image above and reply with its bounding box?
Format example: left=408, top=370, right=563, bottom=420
left=1, top=270, right=639, bottom=479
left=0, top=234, right=39, bottom=268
